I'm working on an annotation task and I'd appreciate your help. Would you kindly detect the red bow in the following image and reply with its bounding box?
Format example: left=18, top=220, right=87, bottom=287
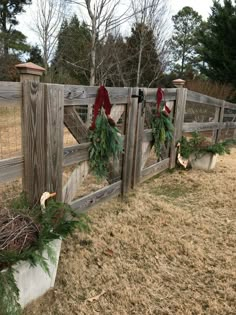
left=156, top=87, right=164, bottom=117
left=90, top=86, right=115, bottom=130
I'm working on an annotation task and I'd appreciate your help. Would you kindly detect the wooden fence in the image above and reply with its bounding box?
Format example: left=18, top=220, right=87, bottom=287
left=0, top=63, right=236, bottom=213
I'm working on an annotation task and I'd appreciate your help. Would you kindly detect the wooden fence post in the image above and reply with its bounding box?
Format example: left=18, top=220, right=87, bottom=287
left=121, top=87, right=139, bottom=195
left=215, top=100, right=225, bottom=142
left=16, top=63, right=64, bottom=205
left=132, top=89, right=145, bottom=188
left=169, top=79, right=187, bottom=169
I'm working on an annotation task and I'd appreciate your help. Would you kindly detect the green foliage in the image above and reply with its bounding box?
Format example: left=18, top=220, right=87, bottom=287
left=89, top=111, right=123, bottom=179
left=52, top=16, right=91, bottom=84
left=151, top=108, right=174, bottom=159
left=180, top=132, right=236, bottom=159
left=0, top=268, right=21, bottom=315
left=27, top=45, right=43, bottom=66
left=198, top=0, right=236, bottom=86
left=0, top=199, right=90, bottom=271
left=170, top=6, right=202, bottom=78
left=124, top=22, right=162, bottom=87
left=0, top=197, right=90, bottom=315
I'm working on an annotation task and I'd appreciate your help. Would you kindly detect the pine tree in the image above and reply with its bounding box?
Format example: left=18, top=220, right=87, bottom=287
left=198, top=0, right=236, bottom=86
left=52, top=16, right=91, bottom=84
left=0, top=0, right=31, bottom=56
left=124, top=23, right=162, bottom=87
left=170, top=6, right=202, bottom=78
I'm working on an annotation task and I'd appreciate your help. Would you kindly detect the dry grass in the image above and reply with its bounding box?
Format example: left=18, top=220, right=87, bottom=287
left=23, top=148, right=236, bottom=315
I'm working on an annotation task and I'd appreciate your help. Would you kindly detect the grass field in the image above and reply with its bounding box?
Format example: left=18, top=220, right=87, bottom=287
left=23, top=147, right=236, bottom=315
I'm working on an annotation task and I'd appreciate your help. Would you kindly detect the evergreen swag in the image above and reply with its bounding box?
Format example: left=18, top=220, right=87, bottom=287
left=89, top=110, right=123, bottom=179
left=151, top=89, right=174, bottom=159
left=0, top=194, right=90, bottom=315
left=180, top=132, right=236, bottom=159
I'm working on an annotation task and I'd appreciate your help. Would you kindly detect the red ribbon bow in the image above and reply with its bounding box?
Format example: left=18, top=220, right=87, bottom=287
left=90, top=85, right=115, bottom=130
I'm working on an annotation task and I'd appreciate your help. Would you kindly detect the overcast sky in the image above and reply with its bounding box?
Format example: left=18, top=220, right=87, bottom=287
left=17, top=0, right=215, bottom=46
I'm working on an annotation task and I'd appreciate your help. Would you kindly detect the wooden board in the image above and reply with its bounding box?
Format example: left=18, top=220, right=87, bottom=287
left=63, top=143, right=90, bottom=166
left=144, top=88, right=176, bottom=102
left=45, top=84, right=64, bottom=201
left=141, top=141, right=153, bottom=170
left=70, top=181, right=121, bottom=213
left=0, top=156, right=23, bottom=182
left=63, top=161, right=89, bottom=203
left=121, top=88, right=139, bottom=194
left=0, top=82, right=22, bottom=107
left=64, top=106, right=89, bottom=143
left=170, top=88, right=187, bottom=168
left=187, top=90, right=222, bottom=107
left=64, top=85, right=130, bottom=106
left=141, top=158, right=170, bottom=182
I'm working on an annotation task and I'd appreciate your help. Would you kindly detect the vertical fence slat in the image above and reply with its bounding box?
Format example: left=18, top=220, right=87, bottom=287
left=121, top=88, right=139, bottom=195
left=215, top=100, right=225, bottom=142
left=45, top=84, right=64, bottom=201
left=22, top=81, right=46, bottom=204
left=132, top=90, right=145, bottom=187
left=170, top=88, right=187, bottom=169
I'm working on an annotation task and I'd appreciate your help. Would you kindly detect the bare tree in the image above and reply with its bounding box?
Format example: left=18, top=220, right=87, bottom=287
left=130, top=0, right=169, bottom=86
left=66, top=0, right=131, bottom=85
left=31, top=0, right=66, bottom=71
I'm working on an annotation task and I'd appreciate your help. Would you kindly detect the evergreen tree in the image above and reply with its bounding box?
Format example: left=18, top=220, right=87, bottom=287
left=198, top=0, right=236, bottom=86
left=170, top=6, right=202, bottom=78
left=52, top=15, right=91, bottom=84
left=0, top=0, right=31, bottom=56
left=27, top=45, right=43, bottom=66
left=124, top=23, right=161, bottom=87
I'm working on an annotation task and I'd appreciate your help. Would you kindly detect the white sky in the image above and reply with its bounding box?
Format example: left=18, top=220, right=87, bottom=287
left=17, top=0, right=215, bottom=47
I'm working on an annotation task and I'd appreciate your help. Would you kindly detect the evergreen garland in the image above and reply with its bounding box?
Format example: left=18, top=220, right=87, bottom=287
left=180, top=132, right=236, bottom=159
left=0, top=268, right=21, bottom=315
left=89, top=110, right=123, bottom=179
left=0, top=196, right=90, bottom=315
left=151, top=109, right=174, bottom=159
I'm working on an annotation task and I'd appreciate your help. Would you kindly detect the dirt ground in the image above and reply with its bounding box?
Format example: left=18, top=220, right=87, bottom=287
left=24, top=149, right=236, bottom=315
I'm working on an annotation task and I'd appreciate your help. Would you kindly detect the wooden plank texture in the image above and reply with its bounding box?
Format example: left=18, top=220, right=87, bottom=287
left=0, top=157, right=23, bottom=182
left=132, top=94, right=145, bottom=187
left=144, top=88, right=176, bottom=102
left=170, top=88, right=187, bottom=168
left=70, top=181, right=121, bottom=213
left=187, top=90, right=222, bottom=107
left=45, top=84, right=64, bottom=201
left=183, top=122, right=220, bottom=133
left=224, top=101, right=236, bottom=110
left=64, top=85, right=129, bottom=106
left=63, top=161, right=89, bottom=203
left=141, top=158, right=170, bottom=182
left=0, top=82, right=22, bottom=106
left=121, top=88, right=139, bottom=194
left=64, top=106, right=89, bottom=143
left=22, top=81, right=46, bottom=204
left=63, top=143, right=90, bottom=166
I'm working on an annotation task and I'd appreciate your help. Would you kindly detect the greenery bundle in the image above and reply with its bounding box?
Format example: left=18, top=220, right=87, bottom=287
left=180, top=132, right=236, bottom=159
left=151, top=110, right=174, bottom=159
left=0, top=194, right=90, bottom=315
left=89, top=110, right=123, bottom=179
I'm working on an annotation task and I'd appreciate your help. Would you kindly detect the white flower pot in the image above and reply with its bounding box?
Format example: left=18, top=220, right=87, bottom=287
left=189, top=152, right=218, bottom=170
left=2, top=239, right=61, bottom=308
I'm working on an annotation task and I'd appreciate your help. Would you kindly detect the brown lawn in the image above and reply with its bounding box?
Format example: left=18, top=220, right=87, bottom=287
left=21, top=147, right=236, bottom=315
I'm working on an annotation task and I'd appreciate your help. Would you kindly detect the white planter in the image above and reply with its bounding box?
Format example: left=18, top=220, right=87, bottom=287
left=189, top=152, right=218, bottom=170
left=2, top=239, right=61, bottom=308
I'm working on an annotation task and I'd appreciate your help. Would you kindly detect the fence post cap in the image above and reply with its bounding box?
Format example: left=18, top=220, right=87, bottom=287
left=16, top=62, right=45, bottom=76
left=172, top=78, right=186, bottom=88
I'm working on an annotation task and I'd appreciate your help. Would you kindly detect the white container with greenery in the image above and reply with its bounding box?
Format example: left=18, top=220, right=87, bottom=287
left=0, top=192, right=89, bottom=315
left=178, top=132, right=235, bottom=170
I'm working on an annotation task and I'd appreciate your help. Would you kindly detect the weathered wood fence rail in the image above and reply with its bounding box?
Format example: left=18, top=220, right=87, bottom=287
left=1, top=64, right=236, bottom=213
